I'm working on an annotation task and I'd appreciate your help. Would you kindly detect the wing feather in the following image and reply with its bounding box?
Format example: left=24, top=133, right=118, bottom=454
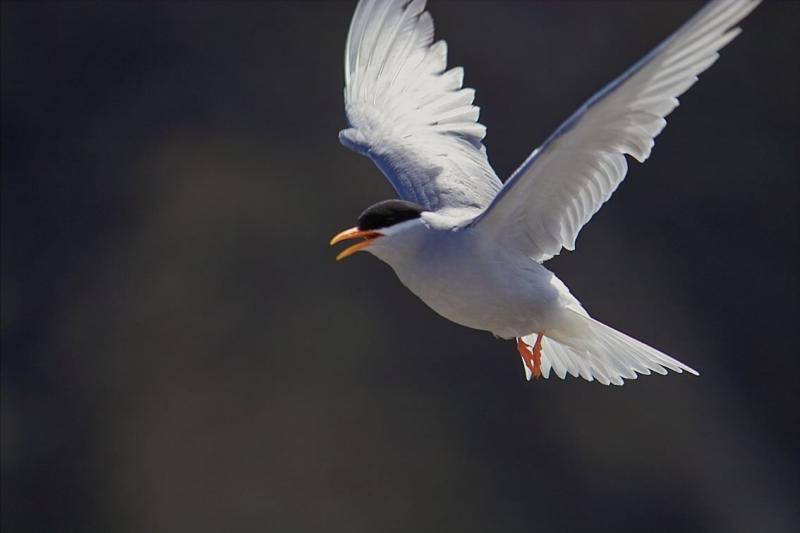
left=342, top=0, right=502, bottom=213
left=469, top=0, right=760, bottom=261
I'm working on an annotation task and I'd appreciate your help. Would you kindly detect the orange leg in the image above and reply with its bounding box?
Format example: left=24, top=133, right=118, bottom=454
left=531, top=332, right=543, bottom=379
left=516, top=337, right=534, bottom=377
left=516, top=333, right=544, bottom=380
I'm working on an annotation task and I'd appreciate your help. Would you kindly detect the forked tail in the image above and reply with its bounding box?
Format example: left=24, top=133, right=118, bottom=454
left=522, top=311, right=699, bottom=385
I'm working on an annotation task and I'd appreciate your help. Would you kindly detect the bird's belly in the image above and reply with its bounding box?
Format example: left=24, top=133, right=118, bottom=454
left=389, top=235, right=566, bottom=339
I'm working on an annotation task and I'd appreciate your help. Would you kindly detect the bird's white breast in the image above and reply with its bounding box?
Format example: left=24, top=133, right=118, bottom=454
left=369, top=225, right=579, bottom=339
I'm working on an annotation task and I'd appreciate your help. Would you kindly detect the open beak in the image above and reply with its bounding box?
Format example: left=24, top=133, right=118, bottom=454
left=329, top=227, right=383, bottom=261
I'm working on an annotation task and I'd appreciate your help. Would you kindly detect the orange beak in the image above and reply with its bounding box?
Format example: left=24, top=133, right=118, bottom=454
left=329, top=227, right=383, bottom=261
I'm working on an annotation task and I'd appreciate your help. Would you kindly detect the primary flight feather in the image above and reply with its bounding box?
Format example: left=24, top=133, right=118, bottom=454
left=331, top=0, right=760, bottom=385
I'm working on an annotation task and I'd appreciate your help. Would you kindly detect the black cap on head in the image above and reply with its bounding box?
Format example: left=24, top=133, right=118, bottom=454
left=357, top=199, right=423, bottom=231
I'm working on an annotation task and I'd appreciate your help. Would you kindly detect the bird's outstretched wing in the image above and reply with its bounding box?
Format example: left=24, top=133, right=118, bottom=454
left=469, top=0, right=760, bottom=262
left=340, top=0, right=502, bottom=213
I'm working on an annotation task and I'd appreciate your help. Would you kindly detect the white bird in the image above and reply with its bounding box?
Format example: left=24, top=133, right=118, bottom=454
left=330, top=0, right=760, bottom=385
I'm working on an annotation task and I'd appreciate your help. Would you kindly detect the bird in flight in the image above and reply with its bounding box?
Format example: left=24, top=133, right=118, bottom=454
left=330, top=0, right=760, bottom=385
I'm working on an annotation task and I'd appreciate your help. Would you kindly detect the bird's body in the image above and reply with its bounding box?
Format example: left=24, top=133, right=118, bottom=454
left=331, top=0, right=761, bottom=384
left=368, top=218, right=575, bottom=340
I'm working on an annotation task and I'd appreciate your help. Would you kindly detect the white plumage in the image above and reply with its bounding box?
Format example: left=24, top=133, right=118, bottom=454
left=341, top=0, right=501, bottom=212
left=333, top=0, right=761, bottom=385
left=472, top=0, right=761, bottom=262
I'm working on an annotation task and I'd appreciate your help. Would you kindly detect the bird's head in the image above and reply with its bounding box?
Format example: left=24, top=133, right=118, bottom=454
left=330, top=199, right=425, bottom=261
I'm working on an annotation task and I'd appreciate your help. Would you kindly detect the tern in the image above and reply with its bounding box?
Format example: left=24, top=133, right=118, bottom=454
left=330, top=0, right=760, bottom=385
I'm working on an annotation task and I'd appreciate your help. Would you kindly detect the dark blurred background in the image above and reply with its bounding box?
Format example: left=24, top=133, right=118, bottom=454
left=2, top=1, right=798, bottom=532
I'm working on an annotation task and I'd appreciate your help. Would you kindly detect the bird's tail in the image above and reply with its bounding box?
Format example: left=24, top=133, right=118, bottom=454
left=522, top=310, right=699, bottom=385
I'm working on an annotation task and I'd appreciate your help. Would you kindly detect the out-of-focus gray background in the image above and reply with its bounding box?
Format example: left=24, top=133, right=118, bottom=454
left=2, top=1, right=798, bottom=532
